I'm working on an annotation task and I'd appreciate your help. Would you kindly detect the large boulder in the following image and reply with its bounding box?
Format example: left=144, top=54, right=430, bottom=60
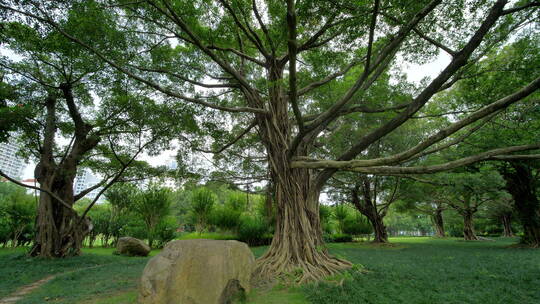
left=139, top=239, right=255, bottom=304
left=116, top=237, right=151, bottom=257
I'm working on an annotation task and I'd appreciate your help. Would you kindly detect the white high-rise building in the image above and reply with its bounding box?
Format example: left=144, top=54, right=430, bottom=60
left=163, top=158, right=181, bottom=190
left=74, top=169, right=104, bottom=202
left=0, top=141, right=27, bottom=179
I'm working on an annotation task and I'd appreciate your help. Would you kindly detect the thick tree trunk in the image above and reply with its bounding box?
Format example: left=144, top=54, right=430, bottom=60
left=253, top=66, right=351, bottom=283
left=29, top=90, right=98, bottom=257
left=432, top=209, right=445, bottom=238
left=462, top=211, right=478, bottom=241
left=254, top=172, right=351, bottom=283
left=368, top=213, right=389, bottom=243
left=30, top=175, right=87, bottom=257
left=502, top=162, right=540, bottom=247
left=501, top=213, right=514, bottom=237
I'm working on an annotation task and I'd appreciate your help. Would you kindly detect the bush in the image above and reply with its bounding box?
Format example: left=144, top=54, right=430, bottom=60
left=0, top=187, right=35, bottom=247
left=118, top=216, right=147, bottom=240
left=155, top=216, right=178, bottom=248
left=190, top=187, right=216, bottom=232
left=320, top=205, right=333, bottom=234
left=255, top=196, right=276, bottom=232
left=211, top=206, right=242, bottom=232
left=322, top=222, right=334, bottom=235
left=177, top=232, right=237, bottom=240
left=225, top=191, right=247, bottom=212
left=326, top=234, right=353, bottom=243
left=343, top=215, right=373, bottom=236
left=334, top=204, right=350, bottom=234
left=0, top=218, right=10, bottom=247
left=237, top=216, right=272, bottom=246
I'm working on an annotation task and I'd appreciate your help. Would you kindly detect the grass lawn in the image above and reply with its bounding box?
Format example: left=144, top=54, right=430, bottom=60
left=0, top=237, right=538, bottom=303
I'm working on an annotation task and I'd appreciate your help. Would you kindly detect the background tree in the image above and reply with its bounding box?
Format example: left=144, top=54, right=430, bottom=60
left=190, top=187, right=216, bottom=233
left=132, top=185, right=173, bottom=248
left=500, top=162, right=539, bottom=246
left=349, top=175, right=402, bottom=243
left=0, top=13, right=193, bottom=256
left=0, top=184, right=35, bottom=247
left=485, top=195, right=515, bottom=237
left=436, top=34, right=540, bottom=246
left=397, top=179, right=448, bottom=237
left=438, top=170, right=506, bottom=240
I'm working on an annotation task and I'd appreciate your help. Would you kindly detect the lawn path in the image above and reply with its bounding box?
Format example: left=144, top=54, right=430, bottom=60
left=0, top=263, right=117, bottom=304
left=0, top=275, right=56, bottom=304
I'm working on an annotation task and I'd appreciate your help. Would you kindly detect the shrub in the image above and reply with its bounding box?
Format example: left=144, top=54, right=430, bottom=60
left=322, top=222, right=334, bottom=235
left=327, top=234, right=353, bottom=243
left=334, top=204, right=350, bottom=234
left=320, top=205, right=333, bottom=234
left=211, top=206, right=242, bottom=232
left=190, top=187, right=216, bottom=233
left=85, top=204, right=111, bottom=247
left=0, top=218, right=10, bottom=247
left=133, top=185, right=173, bottom=247
left=255, top=195, right=276, bottom=232
left=343, top=215, right=373, bottom=236
left=118, top=216, right=147, bottom=240
left=237, top=216, right=272, bottom=246
left=155, top=216, right=178, bottom=248
left=0, top=187, right=35, bottom=247
left=225, top=191, right=247, bottom=212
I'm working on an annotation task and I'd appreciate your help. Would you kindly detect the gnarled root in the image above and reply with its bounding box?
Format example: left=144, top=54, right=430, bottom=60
left=252, top=245, right=352, bottom=285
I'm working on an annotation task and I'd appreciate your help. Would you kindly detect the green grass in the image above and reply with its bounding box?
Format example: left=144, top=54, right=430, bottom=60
left=0, top=247, right=153, bottom=304
left=1, top=237, right=538, bottom=304
left=246, top=286, right=309, bottom=304
left=303, top=237, right=540, bottom=304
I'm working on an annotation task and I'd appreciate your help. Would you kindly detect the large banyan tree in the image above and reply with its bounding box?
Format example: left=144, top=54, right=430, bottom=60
left=2, top=0, right=539, bottom=280
left=0, top=16, right=190, bottom=257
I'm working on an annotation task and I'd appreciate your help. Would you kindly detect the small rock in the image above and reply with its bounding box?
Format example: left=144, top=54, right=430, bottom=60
left=139, top=239, right=255, bottom=304
left=116, top=237, right=151, bottom=257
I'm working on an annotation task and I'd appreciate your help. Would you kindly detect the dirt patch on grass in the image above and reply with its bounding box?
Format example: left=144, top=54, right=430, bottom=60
left=0, top=275, right=56, bottom=304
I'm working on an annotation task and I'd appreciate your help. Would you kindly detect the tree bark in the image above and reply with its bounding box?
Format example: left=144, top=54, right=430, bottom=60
left=30, top=169, right=91, bottom=257
left=29, top=86, right=100, bottom=257
left=501, top=212, right=514, bottom=237
left=502, top=162, right=540, bottom=247
left=254, top=172, right=351, bottom=283
left=462, top=211, right=478, bottom=241
left=350, top=178, right=389, bottom=243
left=432, top=209, right=445, bottom=237
left=252, top=65, right=351, bottom=283
left=369, top=212, right=389, bottom=243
